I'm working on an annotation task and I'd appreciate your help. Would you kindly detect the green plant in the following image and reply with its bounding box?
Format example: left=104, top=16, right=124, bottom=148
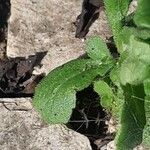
left=33, top=38, right=115, bottom=124
left=33, top=0, right=150, bottom=149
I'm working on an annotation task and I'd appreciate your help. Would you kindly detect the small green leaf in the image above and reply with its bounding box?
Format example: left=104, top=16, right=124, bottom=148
left=33, top=58, right=114, bottom=124
left=110, top=64, right=121, bottom=86
left=86, top=36, right=111, bottom=60
left=94, top=80, right=114, bottom=109
left=144, top=78, right=150, bottom=96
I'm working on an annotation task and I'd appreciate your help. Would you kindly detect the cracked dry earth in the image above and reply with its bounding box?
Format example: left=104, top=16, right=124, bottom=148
left=0, top=0, right=145, bottom=150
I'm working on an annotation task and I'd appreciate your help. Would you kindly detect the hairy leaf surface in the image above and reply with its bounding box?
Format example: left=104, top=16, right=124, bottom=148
left=33, top=35, right=115, bottom=124
left=116, top=84, right=146, bottom=150
left=143, top=79, right=150, bottom=148
left=94, top=80, right=114, bottom=109
left=119, top=35, right=150, bottom=85
left=134, top=0, right=150, bottom=29
left=104, top=0, right=131, bottom=52
left=120, top=58, right=150, bottom=85
left=86, top=36, right=111, bottom=60
left=33, top=58, right=114, bottom=124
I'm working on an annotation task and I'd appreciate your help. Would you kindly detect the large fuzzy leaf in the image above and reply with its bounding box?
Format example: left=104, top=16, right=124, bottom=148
left=110, top=33, right=150, bottom=149
left=120, top=58, right=150, bottom=85
left=33, top=58, right=114, bottom=124
left=119, top=27, right=150, bottom=53
left=119, top=35, right=150, bottom=85
left=116, top=84, right=146, bottom=150
left=33, top=35, right=115, bottom=124
left=134, top=0, right=150, bottom=29
left=104, top=1, right=150, bottom=149
left=104, top=0, right=131, bottom=52
left=128, top=36, right=150, bottom=64
left=143, top=79, right=150, bottom=148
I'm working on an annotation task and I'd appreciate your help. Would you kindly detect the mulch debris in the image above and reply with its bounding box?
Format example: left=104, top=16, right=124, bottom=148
left=0, top=52, right=46, bottom=98
left=75, top=0, right=103, bottom=38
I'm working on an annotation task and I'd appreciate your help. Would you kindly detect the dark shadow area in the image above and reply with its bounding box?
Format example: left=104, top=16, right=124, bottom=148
left=75, top=0, right=103, bottom=38
left=67, top=85, right=114, bottom=149
left=0, top=0, right=11, bottom=58
left=0, top=0, right=10, bottom=40
left=0, top=1, right=46, bottom=98
left=106, top=36, right=120, bottom=58
left=0, top=52, right=46, bottom=98
left=122, top=12, right=136, bottom=28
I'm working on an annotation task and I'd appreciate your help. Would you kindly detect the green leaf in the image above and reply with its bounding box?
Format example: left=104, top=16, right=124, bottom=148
left=120, top=58, right=150, bottom=85
left=119, top=35, right=150, bottom=85
left=33, top=58, right=114, bottom=124
left=144, top=79, right=150, bottom=96
left=94, top=80, right=114, bottom=109
left=143, top=96, right=150, bottom=149
left=86, top=36, right=111, bottom=60
left=135, top=29, right=150, bottom=41
left=104, top=0, right=132, bottom=52
left=120, top=27, right=150, bottom=50
left=143, top=79, right=150, bottom=148
left=116, top=84, right=146, bottom=150
left=134, top=0, right=150, bottom=29
left=128, top=36, right=150, bottom=64
left=110, top=65, right=120, bottom=86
